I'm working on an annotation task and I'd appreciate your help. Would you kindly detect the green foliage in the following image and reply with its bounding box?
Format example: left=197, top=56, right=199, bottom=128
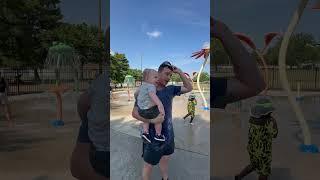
left=211, top=33, right=320, bottom=67
left=0, top=0, right=63, bottom=67
left=110, top=53, right=129, bottom=84
left=127, top=68, right=142, bottom=82
left=170, top=73, right=182, bottom=82
left=265, top=33, right=320, bottom=66
left=43, top=23, right=106, bottom=66
left=210, top=38, right=230, bottom=68
left=192, top=71, right=210, bottom=82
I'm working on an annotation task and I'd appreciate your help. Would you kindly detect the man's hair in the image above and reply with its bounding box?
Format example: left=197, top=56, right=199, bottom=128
left=158, top=61, right=174, bottom=72
left=143, top=69, right=157, bottom=81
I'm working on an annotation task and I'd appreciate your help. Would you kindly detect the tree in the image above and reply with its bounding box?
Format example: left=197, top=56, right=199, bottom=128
left=110, top=53, right=129, bottom=85
left=265, top=33, right=320, bottom=66
left=0, top=0, right=63, bottom=81
left=193, top=71, right=210, bottom=82
left=170, top=73, right=182, bottom=82
left=210, top=38, right=230, bottom=68
left=42, top=23, right=106, bottom=79
left=127, top=68, right=142, bottom=82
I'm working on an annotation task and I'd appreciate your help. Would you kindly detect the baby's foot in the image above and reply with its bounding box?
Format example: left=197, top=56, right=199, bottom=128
left=154, top=134, right=165, bottom=142
left=141, top=133, right=151, bottom=143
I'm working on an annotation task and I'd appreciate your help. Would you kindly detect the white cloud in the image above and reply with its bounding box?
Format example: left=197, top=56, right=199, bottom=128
left=146, top=30, right=162, bottom=38
left=202, top=42, right=210, bottom=49
left=110, top=49, right=115, bottom=55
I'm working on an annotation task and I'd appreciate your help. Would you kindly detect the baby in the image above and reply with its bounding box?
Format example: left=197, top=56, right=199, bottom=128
left=135, top=69, right=165, bottom=143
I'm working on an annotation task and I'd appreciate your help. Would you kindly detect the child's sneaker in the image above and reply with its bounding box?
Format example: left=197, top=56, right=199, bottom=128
left=141, top=133, right=151, bottom=143
left=154, top=134, right=166, bottom=142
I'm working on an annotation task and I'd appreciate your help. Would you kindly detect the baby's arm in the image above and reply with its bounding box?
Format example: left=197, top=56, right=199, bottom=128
left=149, top=92, right=165, bottom=115
left=134, top=88, right=140, bottom=100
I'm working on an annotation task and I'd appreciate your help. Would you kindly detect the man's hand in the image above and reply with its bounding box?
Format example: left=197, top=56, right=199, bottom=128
left=172, top=65, right=183, bottom=75
left=172, top=65, right=193, bottom=93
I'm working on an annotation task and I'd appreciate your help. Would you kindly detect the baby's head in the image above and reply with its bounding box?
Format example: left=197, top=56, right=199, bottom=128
left=143, top=69, right=158, bottom=85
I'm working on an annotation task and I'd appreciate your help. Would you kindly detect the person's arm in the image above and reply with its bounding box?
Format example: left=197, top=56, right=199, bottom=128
left=77, top=92, right=91, bottom=122
left=134, top=89, right=139, bottom=100
left=70, top=143, right=108, bottom=180
left=172, top=66, right=193, bottom=94
left=149, top=92, right=164, bottom=114
left=132, top=105, right=164, bottom=124
left=70, top=121, right=108, bottom=180
left=70, top=92, right=108, bottom=180
left=211, top=17, right=266, bottom=104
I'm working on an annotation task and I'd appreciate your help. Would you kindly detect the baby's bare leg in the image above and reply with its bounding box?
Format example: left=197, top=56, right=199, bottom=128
left=154, top=123, right=162, bottom=136
left=143, top=122, right=150, bottom=133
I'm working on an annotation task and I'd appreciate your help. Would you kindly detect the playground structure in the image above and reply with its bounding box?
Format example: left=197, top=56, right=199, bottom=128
left=225, top=0, right=320, bottom=153
left=123, top=75, right=135, bottom=101
left=191, top=42, right=210, bottom=110
left=277, top=0, right=319, bottom=153
left=45, top=42, right=81, bottom=127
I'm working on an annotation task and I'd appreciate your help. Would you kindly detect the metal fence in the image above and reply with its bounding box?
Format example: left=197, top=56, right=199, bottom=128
left=1, top=67, right=107, bottom=96
left=212, top=67, right=320, bottom=91
left=3, top=66, right=319, bottom=96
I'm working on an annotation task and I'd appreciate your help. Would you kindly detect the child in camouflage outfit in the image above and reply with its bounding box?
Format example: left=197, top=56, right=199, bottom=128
left=183, top=94, right=197, bottom=124
left=235, top=97, right=278, bottom=180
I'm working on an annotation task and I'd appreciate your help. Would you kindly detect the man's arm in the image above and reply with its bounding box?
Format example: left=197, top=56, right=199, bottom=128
left=77, top=92, right=91, bottom=122
left=70, top=91, right=108, bottom=180
left=211, top=18, right=266, bottom=104
left=173, top=67, right=193, bottom=94
left=132, top=105, right=164, bottom=124
left=70, top=143, right=108, bottom=180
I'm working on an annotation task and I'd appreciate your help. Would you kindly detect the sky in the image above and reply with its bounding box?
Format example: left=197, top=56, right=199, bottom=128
left=59, top=0, right=319, bottom=73
left=60, top=0, right=109, bottom=30
left=110, top=0, right=210, bottom=74
left=212, top=0, right=320, bottom=49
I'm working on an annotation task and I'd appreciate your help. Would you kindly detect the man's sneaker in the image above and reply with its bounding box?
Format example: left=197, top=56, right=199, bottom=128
left=154, top=134, right=166, bottom=142
left=141, top=133, right=151, bottom=143
left=189, top=122, right=194, bottom=125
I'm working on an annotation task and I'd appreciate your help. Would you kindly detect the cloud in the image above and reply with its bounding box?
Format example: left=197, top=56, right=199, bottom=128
left=146, top=30, right=162, bottom=38
left=202, top=42, right=210, bottom=49
left=110, top=49, right=115, bottom=55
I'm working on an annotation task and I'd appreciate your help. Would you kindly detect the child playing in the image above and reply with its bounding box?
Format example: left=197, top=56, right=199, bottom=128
left=235, top=97, right=278, bottom=180
left=135, top=69, right=165, bottom=143
left=183, top=94, right=197, bottom=124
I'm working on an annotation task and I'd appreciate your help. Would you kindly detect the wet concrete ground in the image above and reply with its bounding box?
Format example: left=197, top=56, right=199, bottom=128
left=212, top=95, right=320, bottom=180
left=111, top=91, right=320, bottom=180
left=0, top=93, right=80, bottom=180
left=110, top=92, right=210, bottom=180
